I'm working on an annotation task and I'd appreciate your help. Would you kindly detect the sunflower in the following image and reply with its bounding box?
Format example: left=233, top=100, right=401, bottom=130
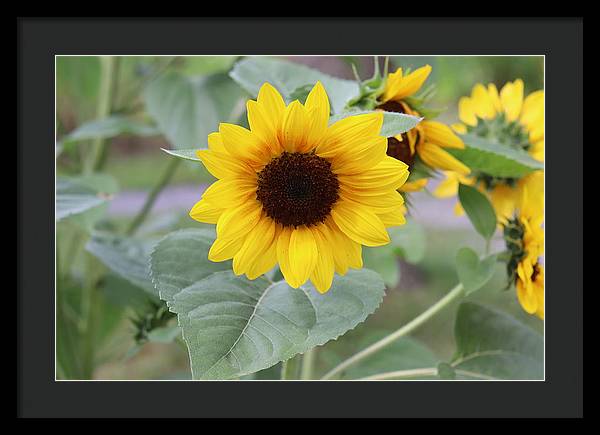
left=377, top=64, right=470, bottom=192
left=189, top=82, right=409, bottom=293
left=434, top=79, right=544, bottom=222
left=503, top=173, right=544, bottom=319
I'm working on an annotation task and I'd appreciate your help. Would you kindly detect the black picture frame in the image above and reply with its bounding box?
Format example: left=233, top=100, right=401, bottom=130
left=18, top=17, right=583, bottom=418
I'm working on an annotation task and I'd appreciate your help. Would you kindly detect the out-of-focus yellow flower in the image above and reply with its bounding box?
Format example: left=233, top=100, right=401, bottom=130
left=435, top=80, right=544, bottom=222
left=377, top=65, right=469, bottom=193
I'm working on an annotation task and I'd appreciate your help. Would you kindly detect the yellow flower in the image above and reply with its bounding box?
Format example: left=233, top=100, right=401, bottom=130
left=504, top=177, right=544, bottom=319
left=190, top=82, right=410, bottom=293
left=438, top=80, right=544, bottom=222
left=378, top=65, right=469, bottom=193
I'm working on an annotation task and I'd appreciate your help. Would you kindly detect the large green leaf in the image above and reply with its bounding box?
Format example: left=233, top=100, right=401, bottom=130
left=86, top=232, right=158, bottom=296
left=329, top=110, right=422, bottom=137
left=455, top=247, right=497, bottom=295
left=458, top=183, right=497, bottom=241
left=229, top=57, right=359, bottom=114
left=150, top=228, right=386, bottom=380
left=144, top=72, right=246, bottom=149
left=450, top=302, right=544, bottom=380
left=450, top=133, right=544, bottom=178
left=59, top=115, right=159, bottom=148
left=56, top=174, right=118, bottom=222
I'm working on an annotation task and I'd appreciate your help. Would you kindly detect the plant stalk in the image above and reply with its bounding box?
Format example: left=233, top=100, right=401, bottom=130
left=300, top=348, right=317, bottom=380
left=281, top=356, right=301, bottom=380
left=321, top=283, right=465, bottom=380
left=125, top=157, right=180, bottom=236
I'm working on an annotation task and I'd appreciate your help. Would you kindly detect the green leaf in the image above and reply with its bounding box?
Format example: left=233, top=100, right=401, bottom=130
left=229, top=57, right=359, bottom=114
left=449, top=133, right=544, bottom=178
left=144, top=72, right=246, bottom=149
left=329, top=110, right=422, bottom=137
left=59, top=115, right=159, bottom=147
left=455, top=247, right=497, bottom=295
left=147, top=325, right=182, bottom=343
left=389, top=219, right=426, bottom=264
left=451, top=302, right=543, bottom=380
left=458, top=183, right=497, bottom=240
left=86, top=232, right=158, bottom=296
left=150, top=228, right=386, bottom=380
left=362, top=247, right=400, bottom=288
left=180, top=56, right=238, bottom=76
left=56, top=174, right=117, bottom=222
left=436, top=362, right=456, bottom=380
left=161, top=148, right=201, bottom=162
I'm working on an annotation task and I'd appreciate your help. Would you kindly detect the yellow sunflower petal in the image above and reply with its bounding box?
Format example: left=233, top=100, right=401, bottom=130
left=487, top=83, right=503, bottom=113
left=381, top=67, right=403, bottom=102
left=399, top=178, right=428, bottom=192
left=189, top=199, right=224, bottom=224
left=489, top=184, right=518, bottom=223
left=451, top=123, right=467, bottom=134
left=232, top=215, right=276, bottom=276
left=196, top=149, right=254, bottom=180
left=219, top=123, right=269, bottom=165
left=433, top=172, right=460, bottom=198
left=417, top=142, right=471, bottom=175
left=304, top=81, right=330, bottom=147
left=471, top=83, right=496, bottom=119
left=500, top=79, right=524, bottom=122
left=201, top=177, right=257, bottom=206
left=529, top=140, right=544, bottom=162
left=331, top=201, right=390, bottom=247
left=317, top=112, right=383, bottom=158
left=458, top=97, right=477, bottom=126
left=385, top=64, right=432, bottom=101
left=288, top=225, right=318, bottom=287
left=339, top=187, right=405, bottom=214
left=325, top=218, right=362, bottom=273
left=246, top=231, right=279, bottom=280
left=337, top=156, right=409, bottom=192
left=276, top=227, right=300, bottom=288
left=520, top=90, right=544, bottom=128
left=377, top=208, right=406, bottom=227
left=216, top=200, right=262, bottom=241
left=208, top=235, right=245, bottom=262
left=331, top=136, right=388, bottom=175
left=279, top=100, right=310, bottom=153
left=310, top=225, right=335, bottom=293
left=257, top=82, right=286, bottom=120
left=207, top=132, right=227, bottom=153
left=421, top=120, right=465, bottom=149
left=246, top=100, right=282, bottom=155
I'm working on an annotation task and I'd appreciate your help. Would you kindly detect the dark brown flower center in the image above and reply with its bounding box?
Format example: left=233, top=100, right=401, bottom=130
left=386, top=135, right=415, bottom=168
left=256, top=152, right=339, bottom=228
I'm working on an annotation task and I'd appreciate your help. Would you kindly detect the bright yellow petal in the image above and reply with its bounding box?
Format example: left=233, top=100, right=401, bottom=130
left=246, top=230, right=279, bottom=280
left=337, top=156, right=409, bottom=192
left=288, top=225, right=318, bottom=287
left=520, top=90, right=544, bottom=128
left=377, top=207, right=406, bottom=227
left=385, top=65, right=432, bottom=101
left=219, top=123, right=269, bottom=165
left=421, top=120, right=465, bottom=149
left=317, top=112, right=383, bottom=158
left=487, top=83, right=503, bottom=113
left=417, top=142, right=471, bottom=175
left=381, top=67, right=403, bottom=102
left=207, top=132, right=227, bottom=153
left=310, top=225, right=335, bottom=293
left=201, top=177, right=257, bottom=206
left=331, top=201, right=390, bottom=247
left=208, top=235, right=245, bottom=262
left=471, top=83, right=496, bottom=119
left=500, top=79, right=524, bottom=122
left=257, top=82, right=286, bottom=120
left=279, top=100, right=310, bottom=153
left=489, top=184, right=518, bottom=224
left=233, top=215, right=276, bottom=276
left=246, top=100, right=282, bottom=156
left=458, top=97, right=477, bottom=126
left=433, top=172, right=459, bottom=198
left=399, top=178, right=428, bottom=192
left=196, top=149, right=254, bottom=180
left=325, top=218, right=362, bottom=273
left=276, top=227, right=300, bottom=288
left=331, top=136, right=388, bottom=175
left=189, top=199, right=224, bottom=224
left=216, top=200, right=262, bottom=241
left=529, top=140, right=544, bottom=162
left=452, top=123, right=467, bottom=134
left=304, top=81, right=330, bottom=148
left=339, top=187, right=405, bottom=214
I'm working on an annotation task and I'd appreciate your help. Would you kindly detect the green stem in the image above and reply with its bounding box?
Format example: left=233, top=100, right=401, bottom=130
left=126, top=157, right=181, bottom=236
left=360, top=368, right=439, bottom=380
left=84, top=56, right=115, bottom=174
left=281, top=356, right=300, bottom=380
left=300, top=348, right=317, bottom=380
left=321, top=283, right=465, bottom=380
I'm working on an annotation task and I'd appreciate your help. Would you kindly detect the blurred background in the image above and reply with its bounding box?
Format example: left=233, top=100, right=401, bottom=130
left=56, top=55, right=544, bottom=380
